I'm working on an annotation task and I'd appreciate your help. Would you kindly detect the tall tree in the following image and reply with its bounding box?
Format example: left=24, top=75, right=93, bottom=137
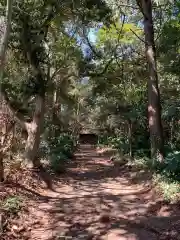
left=0, top=0, right=13, bottom=181
left=0, top=0, right=112, bottom=168
left=137, top=0, right=164, bottom=161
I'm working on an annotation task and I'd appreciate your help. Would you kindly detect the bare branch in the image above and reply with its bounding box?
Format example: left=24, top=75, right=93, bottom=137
left=136, top=0, right=146, bottom=18
left=84, top=15, right=126, bottom=78
left=130, top=28, right=146, bottom=44
left=117, top=3, right=170, bottom=10
left=117, top=4, right=139, bottom=9
left=82, top=27, right=102, bottom=59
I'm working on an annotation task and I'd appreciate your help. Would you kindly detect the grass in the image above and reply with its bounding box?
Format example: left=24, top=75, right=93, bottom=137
left=1, top=196, right=23, bottom=215
left=132, top=156, right=180, bottom=202
left=153, top=174, right=180, bottom=202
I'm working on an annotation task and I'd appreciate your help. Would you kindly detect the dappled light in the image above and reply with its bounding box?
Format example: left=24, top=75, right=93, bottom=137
left=25, top=145, right=179, bottom=240
left=0, top=0, right=180, bottom=239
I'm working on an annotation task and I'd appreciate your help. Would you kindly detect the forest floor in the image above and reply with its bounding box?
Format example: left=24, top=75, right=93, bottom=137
left=1, top=144, right=180, bottom=240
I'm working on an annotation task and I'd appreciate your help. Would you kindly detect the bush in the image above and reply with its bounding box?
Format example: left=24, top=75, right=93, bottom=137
left=49, top=134, right=74, bottom=157
left=98, top=135, right=129, bottom=154
left=153, top=174, right=180, bottom=202
left=48, top=133, right=75, bottom=173
left=98, top=132, right=150, bottom=157
left=133, top=151, right=180, bottom=202
left=109, top=136, right=129, bottom=153
left=50, top=152, right=68, bottom=173
left=156, top=151, right=180, bottom=181
left=98, top=135, right=109, bottom=145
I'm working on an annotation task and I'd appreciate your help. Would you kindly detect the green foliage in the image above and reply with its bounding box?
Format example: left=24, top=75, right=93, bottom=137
left=153, top=174, right=180, bottom=202
left=48, top=133, right=75, bottom=173
left=98, top=128, right=150, bottom=157
left=159, top=18, right=180, bottom=74
left=107, top=136, right=129, bottom=153
left=133, top=153, right=180, bottom=202
left=2, top=196, right=22, bottom=215
left=156, top=151, right=180, bottom=181
left=1, top=0, right=180, bottom=205
left=97, top=22, right=142, bottom=46
left=50, top=152, right=68, bottom=173
left=49, top=134, right=75, bottom=157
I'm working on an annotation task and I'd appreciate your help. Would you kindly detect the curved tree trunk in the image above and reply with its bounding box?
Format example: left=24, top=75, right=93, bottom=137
left=24, top=95, right=45, bottom=168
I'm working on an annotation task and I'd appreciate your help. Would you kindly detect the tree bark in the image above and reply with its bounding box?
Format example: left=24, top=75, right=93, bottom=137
left=170, top=117, right=175, bottom=148
left=0, top=0, right=13, bottom=72
left=128, top=120, right=133, bottom=157
left=24, top=95, right=45, bottom=168
left=0, top=153, right=4, bottom=182
left=137, top=0, right=164, bottom=161
left=0, top=0, right=13, bottom=181
left=52, top=87, right=61, bottom=126
left=1, top=91, right=45, bottom=168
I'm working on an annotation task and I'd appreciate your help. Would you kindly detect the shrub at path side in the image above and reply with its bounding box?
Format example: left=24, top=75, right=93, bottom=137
left=48, top=133, right=75, bottom=173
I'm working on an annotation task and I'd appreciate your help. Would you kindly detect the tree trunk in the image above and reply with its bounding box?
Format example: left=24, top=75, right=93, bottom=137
left=0, top=0, right=13, bottom=181
left=0, top=153, right=4, bottom=182
left=52, top=88, right=61, bottom=125
left=24, top=95, right=45, bottom=168
left=170, top=117, right=175, bottom=148
left=138, top=0, right=164, bottom=161
left=0, top=0, right=13, bottom=72
left=128, top=120, right=133, bottom=157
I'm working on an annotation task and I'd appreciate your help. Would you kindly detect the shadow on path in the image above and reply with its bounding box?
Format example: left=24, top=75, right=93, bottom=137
left=29, top=144, right=180, bottom=240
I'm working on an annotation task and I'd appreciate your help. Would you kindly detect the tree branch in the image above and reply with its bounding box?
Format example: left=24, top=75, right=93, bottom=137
left=51, top=67, right=78, bottom=82
left=136, top=0, right=146, bottom=18
left=82, top=27, right=102, bottom=59
left=84, top=15, right=126, bottom=78
left=130, top=28, right=146, bottom=44
left=87, top=57, right=114, bottom=77
left=117, top=4, right=139, bottom=9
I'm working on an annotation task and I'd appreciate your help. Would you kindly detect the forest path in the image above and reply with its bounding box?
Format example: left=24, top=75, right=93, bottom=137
left=30, top=144, right=180, bottom=240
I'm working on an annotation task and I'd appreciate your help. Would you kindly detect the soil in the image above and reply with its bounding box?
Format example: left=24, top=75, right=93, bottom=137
left=0, top=144, right=180, bottom=240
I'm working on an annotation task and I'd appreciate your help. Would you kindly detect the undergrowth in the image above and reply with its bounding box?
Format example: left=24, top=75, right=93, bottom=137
left=98, top=135, right=180, bottom=202
left=153, top=174, right=180, bottom=202
left=133, top=152, right=180, bottom=202
left=1, top=196, right=23, bottom=215
left=44, top=133, right=76, bottom=173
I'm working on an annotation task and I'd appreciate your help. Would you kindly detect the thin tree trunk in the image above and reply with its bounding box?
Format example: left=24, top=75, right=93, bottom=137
left=0, top=0, right=13, bottom=181
left=52, top=87, right=60, bottom=125
left=24, top=95, right=45, bottom=168
left=128, top=120, right=133, bottom=157
left=0, top=153, right=4, bottom=182
left=170, top=117, right=175, bottom=148
left=52, top=87, right=58, bottom=121
left=138, top=0, right=164, bottom=161
left=51, top=86, right=62, bottom=138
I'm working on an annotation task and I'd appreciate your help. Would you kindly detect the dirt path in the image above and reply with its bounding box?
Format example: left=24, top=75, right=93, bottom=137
left=29, top=144, right=180, bottom=240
